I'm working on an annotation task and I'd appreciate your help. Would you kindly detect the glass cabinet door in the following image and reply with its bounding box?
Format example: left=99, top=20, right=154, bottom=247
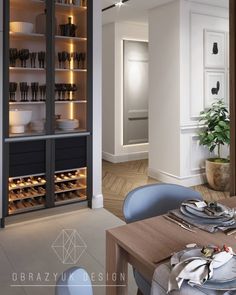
left=54, top=0, right=88, bottom=134
left=54, top=137, right=87, bottom=206
left=8, top=140, right=46, bottom=215
left=8, top=0, right=47, bottom=137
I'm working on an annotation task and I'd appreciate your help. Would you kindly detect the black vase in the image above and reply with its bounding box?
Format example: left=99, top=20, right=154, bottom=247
left=212, top=42, right=219, bottom=55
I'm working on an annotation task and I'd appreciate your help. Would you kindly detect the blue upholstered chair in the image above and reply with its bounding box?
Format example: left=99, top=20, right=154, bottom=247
left=55, top=267, right=93, bottom=295
left=123, top=183, right=203, bottom=295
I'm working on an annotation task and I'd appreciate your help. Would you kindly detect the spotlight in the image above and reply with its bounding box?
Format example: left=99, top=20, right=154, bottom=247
left=115, top=1, right=124, bottom=7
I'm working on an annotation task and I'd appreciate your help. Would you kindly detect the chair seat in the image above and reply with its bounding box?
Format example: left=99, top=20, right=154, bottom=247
left=56, top=267, right=93, bottom=295
left=123, top=183, right=203, bottom=295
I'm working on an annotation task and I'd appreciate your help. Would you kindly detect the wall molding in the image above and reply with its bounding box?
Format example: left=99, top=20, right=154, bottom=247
left=148, top=167, right=206, bottom=187
left=180, top=123, right=205, bottom=131
left=102, top=151, right=148, bottom=163
left=92, top=194, right=104, bottom=209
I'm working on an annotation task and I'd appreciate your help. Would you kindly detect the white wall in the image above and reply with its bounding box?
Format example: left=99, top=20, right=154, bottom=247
left=180, top=0, right=229, bottom=185
left=102, top=22, right=149, bottom=163
left=92, top=0, right=103, bottom=208
left=148, top=0, right=181, bottom=181
left=148, top=0, right=229, bottom=186
left=102, top=23, right=116, bottom=155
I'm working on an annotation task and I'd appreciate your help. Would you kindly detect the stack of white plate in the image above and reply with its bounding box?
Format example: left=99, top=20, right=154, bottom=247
left=56, top=119, right=79, bottom=131
left=10, top=22, right=34, bottom=34
left=31, top=120, right=45, bottom=132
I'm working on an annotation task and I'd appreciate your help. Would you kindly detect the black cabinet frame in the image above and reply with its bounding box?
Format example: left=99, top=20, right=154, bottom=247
left=1, top=0, right=93, bottom=227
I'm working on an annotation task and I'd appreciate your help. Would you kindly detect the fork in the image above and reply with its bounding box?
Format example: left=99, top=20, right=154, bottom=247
left=164, top=215, right=196, bottom=233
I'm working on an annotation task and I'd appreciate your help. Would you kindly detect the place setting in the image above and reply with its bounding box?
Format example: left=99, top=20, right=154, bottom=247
left=150, top=200, right=236, bottom=294
left=164, top=200, right=236, bottom=235
left=152, top=243, right=236, bottom=294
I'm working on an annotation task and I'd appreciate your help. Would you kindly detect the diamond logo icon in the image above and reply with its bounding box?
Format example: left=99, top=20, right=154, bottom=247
left=52, top=229, right=87, bottom=264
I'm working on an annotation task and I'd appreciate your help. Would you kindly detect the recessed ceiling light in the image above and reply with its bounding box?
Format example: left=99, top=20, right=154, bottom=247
left=102, top=0, right=129, bottom=12
left=115, top=1, right=124, bottom=7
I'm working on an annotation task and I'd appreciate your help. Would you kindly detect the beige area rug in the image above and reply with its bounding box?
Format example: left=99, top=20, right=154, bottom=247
left=102, top=160, right=230, bottom=220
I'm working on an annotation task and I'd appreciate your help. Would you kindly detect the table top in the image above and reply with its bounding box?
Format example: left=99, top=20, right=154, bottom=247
left=107, top=197, right=236, bottom=281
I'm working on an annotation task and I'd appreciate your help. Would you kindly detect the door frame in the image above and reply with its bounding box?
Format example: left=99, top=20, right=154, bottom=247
left=230, top=0, right=236, bottom=196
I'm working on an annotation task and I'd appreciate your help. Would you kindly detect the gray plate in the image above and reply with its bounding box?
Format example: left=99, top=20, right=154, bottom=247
left=179, top=207, right=235, bottom=226
left=179, top=249, right=236, bottom=283
left=201, top=279, right=236, bottom=291
left=182, top=205, right=230, bottom=219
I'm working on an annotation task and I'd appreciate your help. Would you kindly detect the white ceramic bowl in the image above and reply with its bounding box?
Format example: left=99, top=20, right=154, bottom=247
left=9, top=109, right=32, bottom=133
left=57, top=119, right=79, bottom=130
left=10, top=22, right=34, bottom=34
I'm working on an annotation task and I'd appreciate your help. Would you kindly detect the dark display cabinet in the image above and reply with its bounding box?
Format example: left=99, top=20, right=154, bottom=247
left=1, top=0, right=92, bottom=226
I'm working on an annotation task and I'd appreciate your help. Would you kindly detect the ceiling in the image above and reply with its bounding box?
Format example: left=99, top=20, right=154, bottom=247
left=102, top=0, right=229, bottom=25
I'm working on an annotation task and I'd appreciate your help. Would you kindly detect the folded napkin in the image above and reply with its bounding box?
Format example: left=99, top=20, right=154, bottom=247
left=168, top=248, right=234, bottom=293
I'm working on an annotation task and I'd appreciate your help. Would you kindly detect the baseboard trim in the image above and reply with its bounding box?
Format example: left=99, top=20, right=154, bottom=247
left=92, top=194, right=104, bottom=209
left=148, top=168, right=206, bottom=187
left=102, top=151, right=148, bottom=163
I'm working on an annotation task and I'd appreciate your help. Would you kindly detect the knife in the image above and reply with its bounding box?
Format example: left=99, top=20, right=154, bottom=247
left=225, top=228, right=236, bottom=236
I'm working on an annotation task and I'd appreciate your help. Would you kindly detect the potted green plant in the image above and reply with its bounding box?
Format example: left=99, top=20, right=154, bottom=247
left=198, top=100, right=230, bottom=191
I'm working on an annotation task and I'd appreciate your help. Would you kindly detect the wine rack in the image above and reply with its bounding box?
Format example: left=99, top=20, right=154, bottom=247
left=54, top=168, right=87, bottom=205
left=8, top=168, right=87, bottom=215
left=8, top=174, right=46, bottom=215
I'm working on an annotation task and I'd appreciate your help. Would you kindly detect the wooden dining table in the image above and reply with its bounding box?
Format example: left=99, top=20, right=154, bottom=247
left=106, top=197, right=236, bottom=295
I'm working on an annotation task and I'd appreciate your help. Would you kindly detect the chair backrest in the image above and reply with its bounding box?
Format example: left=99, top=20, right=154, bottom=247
left=55, top=267, right=93, bottom=295
left=123, top=183, right=203, bottom=223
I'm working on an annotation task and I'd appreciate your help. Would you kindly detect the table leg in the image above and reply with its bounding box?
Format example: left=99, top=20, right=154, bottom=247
left=106, top=231, right=128, bottom=295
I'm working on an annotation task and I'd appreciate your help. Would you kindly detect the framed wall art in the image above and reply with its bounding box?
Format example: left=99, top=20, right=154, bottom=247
left=204, top=30, right=226, bottom=68
left=204, top=70, right=226, bottom=108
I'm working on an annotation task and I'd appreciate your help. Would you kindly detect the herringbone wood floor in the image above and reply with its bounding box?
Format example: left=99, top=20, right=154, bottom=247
left=102, top=159, right=230, bottom=220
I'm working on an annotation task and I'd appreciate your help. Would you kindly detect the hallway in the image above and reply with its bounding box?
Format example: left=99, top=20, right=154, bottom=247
left=102, top=160, right=230, bottom=220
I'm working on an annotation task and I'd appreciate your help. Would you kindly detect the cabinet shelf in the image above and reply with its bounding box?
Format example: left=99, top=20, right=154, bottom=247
left=9, top=101, right=45, bottom=105
left=9, top=131, right=46, bottom=138
left=55, top=2, right=87, bottom=12
left=55, top=100, right=87, bottom=104
left=9, top=192, right=45, bottom=202
left=8, top=203, right=45, bottom=215
left=10, top=32, right=86, bottom=42
left=55, top=185, right=87, bottom=194
left=10, top=0, right=87, bottom=11
left=9, top=67, right=45, bottom=72
left=55, top=128, right=87, bottom=134
left=55, top=68, right=87, bottom=72
left=9, top=67, right=87, bottom=72
left=9, top=181, right=46, bottom=191
left=55, top=175, right=86, bottom=183
left=55, top=195, right=87, bottom=206
left=9, top=101, right=87, bottom=105
left=55, top=35, right=87, bottom=42
left=10, top=31, right=45, bottom=40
